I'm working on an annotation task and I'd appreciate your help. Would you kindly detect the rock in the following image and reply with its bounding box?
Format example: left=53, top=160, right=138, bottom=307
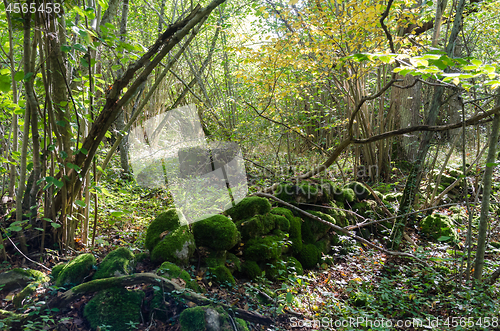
left=237, top=214, right=276, bottom=241
left=241, top=260, right=262, bottom=280
left=192, top=215, right=239, bottom=251
left=420, top=213, right=459, bottom=243
left=51, top=263, right=65, bottom=280
left=156, top=261, right=203, bottom=293
left=345, top=182, right=369, bottom=200
left=0, top=269, right=50, bottom=308
left=244, top=235, right=283, bottom=262
left=145, top=209, right=184, bottom=252
left=285, top=256, right=303, bottom=275
left=179, top=305, right=249, bottom=331
left=226, top=196, right=271, bottom=221
left=56, top=253, right=96, bottom=287
left=93, top=247, right=135, bottom=280
left=297, top=244, right=321, bottom=269
left=151, top=226, right=196, bottom=265
left=83, top=287, right=144, bottom=331
left=301, top=210, right=335, bottom=243
left=208, top=265, right=235, bottom=286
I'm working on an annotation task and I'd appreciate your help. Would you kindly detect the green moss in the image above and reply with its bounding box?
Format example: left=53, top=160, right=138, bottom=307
left=134, top=252, right=149, bottom=263
left=241, top=260, right=262, bottom=280
left=420, top=214, right=458, bottom=243
left=145, top=209, right=183, bottom=251
left=235, top=318, right=250, bottom=331
left=93, top=247, right=135, bottom=280
left=151, top=226, right=195, bottom=265
left=266, top=259, right=287, bottom=281
left=302, top=210, right=335, bottom=243
left=226, top=196, right=271, bottom=221
left=244, top=235, right=283, bottom=261
left=192, top=215, right=238, bottom=250
left=12, top=269, right=50, bottom=307
left=285, top=256, right=303, bottom=275
left=179, top=306, right=206, bottom=331
left=51, top=263, right=65, bottom=280
left=56, top=253, right=96, bottom=287
left=288, top=216, right=303, bottom=254
left=209, top=265, right=235, bottom=286
left=156, top=261, right=202, bottom=293
left=270, top=207, right=294, bottom=221
left=384, top=192, right=402, bottom=202
left=275, top=183, right=296, bottom=203
left=297, top=244, right=321, bottom=269
left=83, top=287, right=144, bottom=331
left=226, top=253, right=241, bottom=273
left=237, top=214, right=276, bottom=240
left=274, top=215, right=290, bottom=232
left=314, top=237, right=332, bottom=254
left=204, top=250, right=227, bottom=268
left=345, top=182, right=369, bottom=200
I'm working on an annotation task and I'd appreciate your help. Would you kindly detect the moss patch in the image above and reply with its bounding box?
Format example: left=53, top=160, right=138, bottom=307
left=208, top=265, right=235, bottom=286
left=241, top=260, right=262, bottom=280
left=179, top=306, right=206, bottom=331
left=288, top=216, right=303, bottom=254
left=302, top=210, right=335, bottom=243
left=285, top=256, right=304, bottom=275
left=420, top=214, right=458, bottom=243
left=145, top=209, right=182, bottom=252
left=51, top=263, right=65, bottom=280
left=270, top=207, right=294, bottom=221
left=156, top=261, right=202, bottom=293
left=192, top=215, right=238, bottom=250
left=56, top=253, right=96, bottom=287
left=13, top=269, right=50, bottom=307
left=83, top=287, right=144, bottom=330
left=237, top=214, right=276, bottom=240
left=297, top=244, right=321, bottom=269
left=151, top=226, right=195, bottom=265
left=226, top=196, right=271, bottom=221
left=93, top=247, right=135, bottom=280
left=244, top=235, right=283, bottom=261
left=345, top=182, right=369, bottom=200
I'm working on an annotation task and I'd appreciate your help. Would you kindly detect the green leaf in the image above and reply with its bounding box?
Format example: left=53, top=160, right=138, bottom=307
left=14, top=71, right=24, bottom=81
left=9, top=225, right=23, bottom=232
left=60, top=101, right=68, bottom=107
left=111, top=64, right=122, bottom=71
left=286, top=292, right=294, bottom=303
left=23, top=72, right=34, bottom=82
left=437, top=236, right=450, bottom=241
left=73, top=44, right=87, bottom=53
left=111, top=211, right=124, bottom=217
left=75, top=199, right=86, bottom=208
left=61, top=45, right=72, bottom=52
left=486, top=162, right=498, bottom=167
left=51, top=222, right=61, bottom=229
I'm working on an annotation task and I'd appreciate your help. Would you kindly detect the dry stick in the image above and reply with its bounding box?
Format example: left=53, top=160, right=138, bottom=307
left=2, top=230, right=50, bottom=271
left=253, top=192, right=426, bottom=264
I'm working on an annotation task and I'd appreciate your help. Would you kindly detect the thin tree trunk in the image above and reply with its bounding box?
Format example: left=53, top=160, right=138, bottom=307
left=473, top=96, right=500, bottom=281
left=390, top=0, right=467, bottom=249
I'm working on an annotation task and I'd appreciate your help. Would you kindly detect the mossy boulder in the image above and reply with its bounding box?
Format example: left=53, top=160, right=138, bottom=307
left=145, top=209, right=183, bottom=252
left=208, top=265, right=235, bottom=286
left=204, top=250, right=227, bottom=268
left=226, top=253, right=241, bottom=273
left=179, top=305, right=249, bottom=331
left=237, top=213, right=276, bottom=240
left=420, top=213, right=459, bottom=243
left=297, top=244, right=321, bottom=269
left=288, top=216, right=303, bottom=254
left=285, top=256, right=304, bottom=275
left=314, top=237, right=332, bottom=254
left=51, top=263, right=65, bottom=280
left=302, top=210, right=335, bottom=243
left=275, top=183, right=323, bottom=204
left=266, top=259, right=287, bottom=281
left=244, top=235, right=283, bottom=261
left=345, top=182, right=370, bottom=200
left=56, top=253, right=96, bottom=287
left=151, top=226, right=196, bottom=265
left=12, top=269, right=50, bottom=307
left=384, top=192, right=402, bottom=202
left=192, top=214, right=239, bottom=250
left=226, top=196, right=271, bottom=221
left=93, top=247, right=135, bottom=280
left=241, top=260, right=262, bottom=280
left=83, top=287, right=144, bottom=330
left=156, top=261, right=202, bottom=293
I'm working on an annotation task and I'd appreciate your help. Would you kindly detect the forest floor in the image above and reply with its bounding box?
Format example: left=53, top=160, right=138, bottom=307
left=1, top=154, right=500, bottom=331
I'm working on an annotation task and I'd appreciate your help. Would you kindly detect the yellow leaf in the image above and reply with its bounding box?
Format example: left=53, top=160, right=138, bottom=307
left=289, top=0, right=299, bottom=5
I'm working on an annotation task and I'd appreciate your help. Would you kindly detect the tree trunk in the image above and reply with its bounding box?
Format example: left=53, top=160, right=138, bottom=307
left=390, top=0, right=467, bottom=249
left=473, top=97, right=500, bottom=281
